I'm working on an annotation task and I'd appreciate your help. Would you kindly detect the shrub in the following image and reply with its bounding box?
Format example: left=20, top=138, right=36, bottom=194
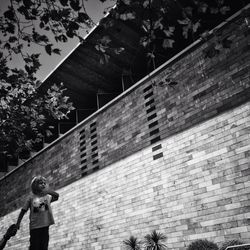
left=187, top=239, right=219, bottom=250
left=123, top=236, right=142, bottom=250
left=144, top=230, right=167, bottom=250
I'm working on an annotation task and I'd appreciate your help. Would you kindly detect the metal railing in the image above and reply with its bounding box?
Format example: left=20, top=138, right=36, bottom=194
left=226, top=243, right=250, bottom=250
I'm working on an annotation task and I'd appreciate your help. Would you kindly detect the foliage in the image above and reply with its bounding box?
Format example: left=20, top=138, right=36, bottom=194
left=187, top=239, right=219, bottom=250
left=0, top=0, right=247, bottom=158
left=0, top=56, right=74, bottom=157
left=219, top=240, right=249, bottom=250
left=123, top=231, right=167, bottom=250
left=0, top=0, right=245, bottom=67
left=144, top=230, right=167, bottom=250
left=0, top=0, right=97, bottom=60
left=123, top=236, right=142, bottom=250
left=100, top=0, right=243, bottom=67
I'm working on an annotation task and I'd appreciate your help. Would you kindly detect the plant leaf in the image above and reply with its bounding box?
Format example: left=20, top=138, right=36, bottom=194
left=162, top=38, right=174, bottom=48
left=45, top=44, right=52, bottom=55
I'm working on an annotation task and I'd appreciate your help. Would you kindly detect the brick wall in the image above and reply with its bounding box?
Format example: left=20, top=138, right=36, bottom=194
left=0, top=6, right=250, bottom=250
left=1, top=101, right=250, bottom=250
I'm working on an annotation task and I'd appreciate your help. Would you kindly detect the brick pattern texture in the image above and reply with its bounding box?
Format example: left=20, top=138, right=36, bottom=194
left=0, top=8, right=250, bottom=250
left=1, top=101, right=250, bottom=250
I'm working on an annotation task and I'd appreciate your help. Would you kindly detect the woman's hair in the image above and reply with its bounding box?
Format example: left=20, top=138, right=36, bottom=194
left=31, top=176, right=46, bottom=195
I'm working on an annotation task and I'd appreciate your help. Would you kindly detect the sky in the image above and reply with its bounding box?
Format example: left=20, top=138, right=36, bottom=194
left=0, top=0, right=115, bottom=81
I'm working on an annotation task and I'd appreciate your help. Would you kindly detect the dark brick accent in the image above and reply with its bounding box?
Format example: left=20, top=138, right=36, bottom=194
left=81, top=159, right=87, bottom=164
left=150, top=136, right=161, bottom=144
left=90, top=128, right=97, bottom=133
left=152, top=144, right=162, bottom=152
left=150, top=128, right=160, bottom=136
left=90, top=122, right=96, bottom=128
left=91, top=134, right=97, bottom=140
left=149, top=121, right=159, bottom=129
left=147, top=113, right=157, bottom=121
left=143, top=84, right=153, bottom=93
left=91, top=140, right=97, bottom=146
left=81, top=165, right=87, bottom=171
left=144, top=91, right=154, bottom=99
left=146, top=106, right=156, bottom=114
left=153, top=152, right=163, bottom=160
left=145, top=99, right=155, bottom=106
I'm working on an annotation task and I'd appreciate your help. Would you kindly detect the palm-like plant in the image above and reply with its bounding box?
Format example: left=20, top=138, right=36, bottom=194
left=123, top=236, right=142, bottom=250
left=144, top=230, right=167, bottom=250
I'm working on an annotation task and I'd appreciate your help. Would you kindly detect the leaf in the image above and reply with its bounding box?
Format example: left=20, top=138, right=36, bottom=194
left=220, top=6, right=230, bottom=15
left=66, top=30, right=74, bottom=38
left=61, top=8, right=71, bottom=18
left=184, top=6, right=193, bottom=17
left=4, top=43, right=11, bottom=50
left=4, top=8, right=16, bottom=21
left=45, top=44, right=52, bottom=55
left=23, top=0, right=33, bottom=8
left=68, top=21, right=80, bottom=31
left=192, top=21, right=200, bottom=33
left=50, top=10, right=60, bottom=21
left=40, top=13, right=49, bottom=24
left=25, top=65, right=32, bottom=74
left=163, top=27, right=175, bottom=37
left=39, top=21, right=45, bottom=29
left=31, top=8, right=38, bottom=16
left=177, top=19, right=189, bottom=25
left=182, top=26, right=189, bottom=39
left=147, top=52, right=155, bottom=58
left=99, top=54, right=110, bottom=64
left=78, top=12, right=89, bottom=23
left=114, top=47, right=125, bottom=54
left=6, top=23, right=15, bottom=34
left=140, top=36, right=150, bottom=47
left=45, top=129, right=53, bottom=137
left=58, top=34, right=68, bottom=42
left=8, top=36, right=17, bottom=43
left=60, top=0, right=68, bottom=6
left=119, top=12, right=135, bottom=21
left=162, top=38, right=174, bottom=48
left=53, top=48, right=61, bottom=55
left=153, top=18, right=164, bottom=30
left=100, top=35, right=111, bottom=45
left=70, top=0, right=81, bottom=11
left=95, top=44, right=106, bottom=53
left=210, top=7, right=219, bottom=14
left=143, top=0, right=150, bottom=8
left=198, top=2, right=208, bottom=13
left=17, top=5, right=26, bottom=15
